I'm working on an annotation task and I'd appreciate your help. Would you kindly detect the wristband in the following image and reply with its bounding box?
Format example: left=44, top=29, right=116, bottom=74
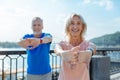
left=40, top=39, right=43, bottom=44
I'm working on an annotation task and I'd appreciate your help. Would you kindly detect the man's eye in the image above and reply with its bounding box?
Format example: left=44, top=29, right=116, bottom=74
left=33, top=24, right=36, bottom=26
left=38, top=24, right=41, bottom=26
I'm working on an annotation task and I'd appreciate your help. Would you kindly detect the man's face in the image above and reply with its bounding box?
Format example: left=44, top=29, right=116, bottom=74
left=32, top=19, right=43, bottom=35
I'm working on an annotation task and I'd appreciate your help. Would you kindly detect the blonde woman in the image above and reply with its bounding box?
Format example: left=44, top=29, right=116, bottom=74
left=54, top=13, right=96, bottom=80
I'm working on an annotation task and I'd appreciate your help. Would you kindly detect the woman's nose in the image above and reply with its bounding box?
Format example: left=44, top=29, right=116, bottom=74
left=73, top=24, right=78, bottom=28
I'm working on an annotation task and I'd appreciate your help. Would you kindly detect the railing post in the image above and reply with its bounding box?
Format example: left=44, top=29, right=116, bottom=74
left=90, top=55, right=110, bottom=80
left=2, top=72, right=6, bottom=80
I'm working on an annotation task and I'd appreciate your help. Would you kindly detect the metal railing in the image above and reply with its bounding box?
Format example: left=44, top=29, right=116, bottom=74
left=0, top=48, right=120, bottom=80
left=97, top=48, right=120, bottom=75
left=0, top=49, right=26, bottom=80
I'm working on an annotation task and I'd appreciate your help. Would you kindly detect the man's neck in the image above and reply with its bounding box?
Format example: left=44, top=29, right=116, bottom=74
left=34, top=33, right=42, bottom=38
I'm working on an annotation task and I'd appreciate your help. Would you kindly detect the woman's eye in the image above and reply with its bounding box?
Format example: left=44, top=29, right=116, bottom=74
left=77, top=22, right=81, bottom=25
left=71, top=22, right=74, bottom=25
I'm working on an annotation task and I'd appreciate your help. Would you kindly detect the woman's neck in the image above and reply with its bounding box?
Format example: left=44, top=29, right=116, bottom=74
left=69, top=36, right=83, bottom=46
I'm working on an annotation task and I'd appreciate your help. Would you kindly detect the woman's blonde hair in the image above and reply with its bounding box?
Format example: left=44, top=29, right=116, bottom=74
left=65, top=13, right=87, bottom=39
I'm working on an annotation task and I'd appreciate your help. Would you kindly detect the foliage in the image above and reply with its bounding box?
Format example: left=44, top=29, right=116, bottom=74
left=90, top=31, right=120, bottom=46
left=0, top=42, right=20, bottom=48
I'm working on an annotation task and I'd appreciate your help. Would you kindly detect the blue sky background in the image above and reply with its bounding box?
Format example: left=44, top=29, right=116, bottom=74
left=0, top=0, right=120, bottom=43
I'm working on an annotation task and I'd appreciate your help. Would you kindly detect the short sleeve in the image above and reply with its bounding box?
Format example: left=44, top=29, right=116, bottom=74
left=87, top=42, right=96, bottom=55
left=44, top=33, right=52, bottom=38
left=43, top=33, right=52, bottom=44
left=23, top=34, right=30, bottom=39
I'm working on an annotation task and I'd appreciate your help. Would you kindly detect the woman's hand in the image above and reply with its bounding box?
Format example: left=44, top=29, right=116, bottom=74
left=78, top=50, right=92, bottom=63
left=68, top=51, right=79, bottom=64
left=61, top=49, right=79, bottom=64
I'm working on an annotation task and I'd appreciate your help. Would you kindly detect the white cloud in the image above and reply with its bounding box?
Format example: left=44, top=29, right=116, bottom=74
left=82, top=0, right=113, bottom=11
left=55, top=13, right=67, bottom=24
left=93, top=0, right=113, bottom=11
left=83, top=0, right=91, bottom=4
left=106, top=0, right=113, bottom=10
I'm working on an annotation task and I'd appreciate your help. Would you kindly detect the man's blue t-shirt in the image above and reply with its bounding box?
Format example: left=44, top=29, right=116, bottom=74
left=23, top=33, right=52, bottom=74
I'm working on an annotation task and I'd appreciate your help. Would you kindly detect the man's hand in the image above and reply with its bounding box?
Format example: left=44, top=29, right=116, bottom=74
left=18, top=39, right=31, bottom=49
left=18, top=38, right=40, bottom=49
left=27, top=38, right=40, bottom=49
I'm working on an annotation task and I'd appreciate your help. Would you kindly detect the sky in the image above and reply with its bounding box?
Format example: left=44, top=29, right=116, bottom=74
left=0, top=0, right=120, bottom=43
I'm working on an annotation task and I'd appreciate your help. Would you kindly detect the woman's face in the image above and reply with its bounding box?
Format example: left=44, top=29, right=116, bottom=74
left=68, top=16, right=83, bottom=37
left=32, top=19, right=43, bottom=35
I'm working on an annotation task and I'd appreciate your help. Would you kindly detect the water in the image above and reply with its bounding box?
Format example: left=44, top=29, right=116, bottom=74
left=0, top=43, right=60, bottom=67
left=107, top=51, right=120, bottom=62
left=0, top=45, right=60, bottom=80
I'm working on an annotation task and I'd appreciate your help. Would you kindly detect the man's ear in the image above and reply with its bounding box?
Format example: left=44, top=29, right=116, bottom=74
left=42, top=25, right=44, bottom=29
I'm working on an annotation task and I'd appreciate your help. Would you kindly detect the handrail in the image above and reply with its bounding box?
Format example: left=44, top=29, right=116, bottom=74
left=0, top=48, right=120, bottom=80
left=0, top=48, right=120, bottom=55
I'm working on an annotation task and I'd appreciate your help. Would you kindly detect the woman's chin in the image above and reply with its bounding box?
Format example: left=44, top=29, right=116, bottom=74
left=71, top=34, right=79, bottom=37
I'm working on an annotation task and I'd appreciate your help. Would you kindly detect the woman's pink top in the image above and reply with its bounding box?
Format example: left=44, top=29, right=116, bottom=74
left=58, top=40, right=94, bottom=80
